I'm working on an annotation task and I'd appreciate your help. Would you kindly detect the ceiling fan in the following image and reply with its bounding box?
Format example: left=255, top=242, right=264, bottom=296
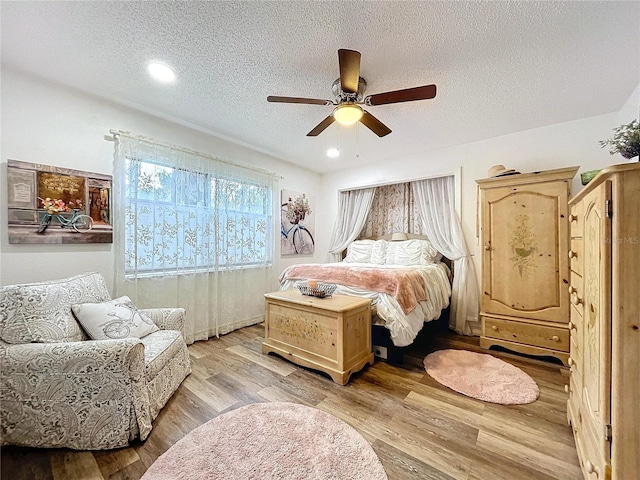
left=267, top=49, right=437, bottom=138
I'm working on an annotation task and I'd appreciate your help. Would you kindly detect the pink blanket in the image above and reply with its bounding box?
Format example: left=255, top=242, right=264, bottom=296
left=280, top=264, right=427, bottom=314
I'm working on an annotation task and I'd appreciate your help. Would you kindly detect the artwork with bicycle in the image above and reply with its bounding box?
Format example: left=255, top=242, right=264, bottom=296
left=37, top=197, right=94, bottom=234
left=281, top=189, right=315, bottom=255
left=7, top=160, right=113, bottom=244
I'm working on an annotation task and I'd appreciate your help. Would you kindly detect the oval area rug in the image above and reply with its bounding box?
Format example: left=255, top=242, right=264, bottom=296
left=423, top=349, right=539, bottom=404
left=141, top=402, right=388, bottom=480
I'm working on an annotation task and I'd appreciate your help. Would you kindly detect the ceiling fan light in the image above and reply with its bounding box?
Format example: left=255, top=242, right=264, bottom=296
left=333, top=104, right=364, bottom=126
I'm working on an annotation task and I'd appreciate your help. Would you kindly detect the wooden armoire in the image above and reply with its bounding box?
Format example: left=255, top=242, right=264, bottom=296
left=566, top=163, right=640, bottom=480
left=476, top=166, right=578, bottom=365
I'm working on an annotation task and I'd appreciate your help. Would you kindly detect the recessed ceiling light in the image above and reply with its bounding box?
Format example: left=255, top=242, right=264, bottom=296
left=147, top=62, right=176, bottom=83
left=326, top=148, right=340, bottom=158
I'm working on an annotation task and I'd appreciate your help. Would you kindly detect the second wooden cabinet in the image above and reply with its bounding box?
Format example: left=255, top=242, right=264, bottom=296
left=477, top=166, right=578, bottom=365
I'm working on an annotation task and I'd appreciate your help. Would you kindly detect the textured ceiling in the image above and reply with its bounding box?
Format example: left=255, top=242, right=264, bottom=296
left=2, top=1, right=639, bottom=173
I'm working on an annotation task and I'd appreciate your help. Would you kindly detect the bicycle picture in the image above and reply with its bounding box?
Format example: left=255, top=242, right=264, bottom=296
left=37, top=197, right=94, bottom=234
left=281, top=190, right=315, bottom=255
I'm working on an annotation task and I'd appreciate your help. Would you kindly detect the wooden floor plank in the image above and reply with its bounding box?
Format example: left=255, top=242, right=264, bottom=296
left=476, top=430, right=582, bottom=480
left=227, top=344, right=297, bottom=376
left=93, top=448, right=140, bottom=478
left=181, top=374, right=238, bottom=412
left=373, top=439, right=458, bottom=480
left=0, top=447, right=53, bottom=480
left=1, top=327, right=580, bottom=480
left=50, top=451, right=104, bottom=480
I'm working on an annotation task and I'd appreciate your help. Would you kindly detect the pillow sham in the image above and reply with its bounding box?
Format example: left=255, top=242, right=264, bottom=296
left=416, top=238, right=442, bottom=264
left=344, top=239, right=376, bottom=263
left=369, top=239, right=388, bottom=264
left=72, top=296, right=159, bottom=340
left=385, top=239, right=441, bottom=265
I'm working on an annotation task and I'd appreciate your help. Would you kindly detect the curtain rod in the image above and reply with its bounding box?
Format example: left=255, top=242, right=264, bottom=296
left=106, top=129, right=284, bottom=180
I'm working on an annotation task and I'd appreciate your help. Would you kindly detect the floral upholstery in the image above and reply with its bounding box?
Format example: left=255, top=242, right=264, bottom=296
left=0, top=272, right=110, bottom=344
left=0, top=273, right=191, bottom=450
left=141, top=330, right=186, bottom=380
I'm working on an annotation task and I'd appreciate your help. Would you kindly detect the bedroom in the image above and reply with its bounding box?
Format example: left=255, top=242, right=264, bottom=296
left=1, top=1, right=639, bottom=479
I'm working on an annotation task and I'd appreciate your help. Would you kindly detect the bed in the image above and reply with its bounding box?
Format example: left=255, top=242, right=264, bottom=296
left=279, top=237, right=452, bottom=349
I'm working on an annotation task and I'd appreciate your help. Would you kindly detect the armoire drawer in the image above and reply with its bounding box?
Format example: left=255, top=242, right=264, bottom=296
left=568, top=330, right=582, bottom=372
left=569, top=271, right=584, bottom=314
left=569, top=203, right=583, bottom=237
left=569, top=238, right=583, bottom=277
left=483, top=317, right=569, bottom=352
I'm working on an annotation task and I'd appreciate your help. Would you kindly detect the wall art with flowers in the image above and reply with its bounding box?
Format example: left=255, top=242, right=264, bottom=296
left=7, top=159, right=113, bottom=244
left=280, top=189, right=315, bottom=255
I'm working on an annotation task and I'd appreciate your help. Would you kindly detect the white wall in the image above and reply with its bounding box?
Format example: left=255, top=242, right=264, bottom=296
left=618, top=82, right=640, bottom=124
left=318, top=91, right=639, bottom=283
left=0, top=68, right=323, bottom=289
left=2, top=67, right=637, bottom=292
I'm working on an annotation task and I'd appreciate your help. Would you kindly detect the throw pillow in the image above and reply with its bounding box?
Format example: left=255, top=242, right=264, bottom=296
left=72, top=296, right=159, bottom=340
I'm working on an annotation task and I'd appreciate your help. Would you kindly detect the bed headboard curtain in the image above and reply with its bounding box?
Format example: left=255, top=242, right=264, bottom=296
left=411, top=177, right=479, bottom=336
left=330, top=175, right=480, bottom=337
left=360, top=182, right=423, bottom=238
left=326, top=187, right=376, bottom=263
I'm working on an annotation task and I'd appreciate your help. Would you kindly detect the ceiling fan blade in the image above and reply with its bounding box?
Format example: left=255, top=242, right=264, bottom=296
left=307, top=115, right=336, bottom=136
left=365, top=84, right=437, bottom=106
left=360, top=111, right=392, bottom=137
left=267, top=96, right=332, bottom=105
left=338, top=49, right=361, bottom=94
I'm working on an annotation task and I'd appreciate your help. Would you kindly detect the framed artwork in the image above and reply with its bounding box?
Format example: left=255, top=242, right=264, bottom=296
left=280, top=189, right=315, bottom=255
left=7, top=159, right=113, bottom=244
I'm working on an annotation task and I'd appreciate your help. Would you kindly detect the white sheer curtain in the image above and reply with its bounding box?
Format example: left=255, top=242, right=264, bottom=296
left=411, top=177, right=480, bottom=335
left=113, top=133, right=278, bottom=344
left=326, top=187, right=376, bottom=262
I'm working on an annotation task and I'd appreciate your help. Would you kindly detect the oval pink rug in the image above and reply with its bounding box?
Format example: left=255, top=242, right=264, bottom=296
left=141, top=402, right=387, bottom=480
left=423, top=349, right=539, bottom=404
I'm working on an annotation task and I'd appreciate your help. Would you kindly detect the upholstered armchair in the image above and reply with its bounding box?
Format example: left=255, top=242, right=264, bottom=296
left=0, top=272, right=191, bottom=450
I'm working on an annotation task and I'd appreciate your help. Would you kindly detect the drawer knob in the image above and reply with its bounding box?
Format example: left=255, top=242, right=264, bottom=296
left=568, top=357, right=575, bottom=366
left=571, top=295, right=584, bottom=306
left=491, top=325, right=498, bottom=331
left=564, top=384, right=569, bottom=393
left=569, top=285, right=577, bottom=295
left=569, top=214, right=578, bottom=223
left=484, top=244, right=491, bottom=251
left=568, top=250, right=578, bottom=259
left=585, top=460, right=599, bottom=477
left=551, top=335, right=560, bottom=342
left=568, top=321, right=577, bottom=331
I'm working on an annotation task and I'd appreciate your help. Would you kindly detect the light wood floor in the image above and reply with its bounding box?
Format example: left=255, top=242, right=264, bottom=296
left=1, top=323, right=582, bottom=480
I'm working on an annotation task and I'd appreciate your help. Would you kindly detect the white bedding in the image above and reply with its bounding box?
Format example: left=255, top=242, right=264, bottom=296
left=280, top=262, right=451, bottom=347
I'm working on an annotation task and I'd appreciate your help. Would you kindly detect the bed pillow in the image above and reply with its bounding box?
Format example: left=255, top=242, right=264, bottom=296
left=416, top=239, right=442, bottom=264
left=369, top=239, right=388, bottom=264
left=344, top=239, right=375, bottom=263
left=385, top=239, right=440, bottom=265
left=71, top=296, right=159, bottom=340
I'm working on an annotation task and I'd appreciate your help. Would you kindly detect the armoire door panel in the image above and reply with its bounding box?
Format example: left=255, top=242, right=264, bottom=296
left=482, top=181, right=569, bottom=322
left=580, top=181, right=612, bottom=473
left=567, top=164, right=640, bottom=478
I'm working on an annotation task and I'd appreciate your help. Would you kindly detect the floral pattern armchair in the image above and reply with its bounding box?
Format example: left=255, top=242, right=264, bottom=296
left=0, top=272, right=191, bottom=450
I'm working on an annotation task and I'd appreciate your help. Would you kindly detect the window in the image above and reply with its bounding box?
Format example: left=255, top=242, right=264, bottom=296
left=124, top=157, right=273, bottom=275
